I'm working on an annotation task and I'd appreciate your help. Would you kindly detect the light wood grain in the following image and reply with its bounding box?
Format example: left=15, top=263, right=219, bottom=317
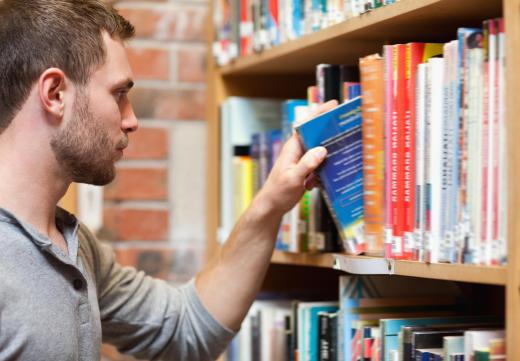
left=505, top=0, right=520, bottom=358
left=271, top=251, right=507, bottom=285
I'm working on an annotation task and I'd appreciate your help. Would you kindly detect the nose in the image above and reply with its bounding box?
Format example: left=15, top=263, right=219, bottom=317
left=122, top=102, right=139, bottom=133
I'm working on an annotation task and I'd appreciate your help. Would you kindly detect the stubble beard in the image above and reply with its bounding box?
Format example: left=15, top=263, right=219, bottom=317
left=50, top=89, right=122, bottom=186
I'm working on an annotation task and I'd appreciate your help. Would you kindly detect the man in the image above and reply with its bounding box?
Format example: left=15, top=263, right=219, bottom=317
left=0, top=1, right=335, bottom=360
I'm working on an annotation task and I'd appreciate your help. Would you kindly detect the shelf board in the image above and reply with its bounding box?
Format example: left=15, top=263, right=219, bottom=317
left=271, top=251, right=507, bottom=286
left=218, top=0, right=502, bottom=76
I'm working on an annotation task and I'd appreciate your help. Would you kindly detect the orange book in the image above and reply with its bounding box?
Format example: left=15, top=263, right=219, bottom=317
left=360, top=54, right=385, bottom=255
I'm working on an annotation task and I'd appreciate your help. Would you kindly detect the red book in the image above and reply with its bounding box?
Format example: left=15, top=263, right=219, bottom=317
left=391, top=44, right=407, bottom=259
left=240, top=0, right=253, bottom=56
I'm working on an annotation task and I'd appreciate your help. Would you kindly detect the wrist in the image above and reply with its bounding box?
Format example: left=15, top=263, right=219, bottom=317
left=250, top=189, right=285, bottom=220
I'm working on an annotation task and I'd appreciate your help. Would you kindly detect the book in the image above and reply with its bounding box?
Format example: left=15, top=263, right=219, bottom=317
left=359, top=54, right=385, bottom=255
left=295, top=97, right=365, bottom=253
left=443, top=335, right=464, bottom=360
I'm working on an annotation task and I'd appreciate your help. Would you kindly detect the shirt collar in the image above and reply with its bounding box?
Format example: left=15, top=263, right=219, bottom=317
left=0, top=206, right=80, bottom=262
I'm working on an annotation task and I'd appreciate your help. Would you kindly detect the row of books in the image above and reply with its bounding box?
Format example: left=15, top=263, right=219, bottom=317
left=213, top=0, right=401, bottom=65
left=219, top=18, right=507, bottom=266
left=224, top=275, right=505, bottom=361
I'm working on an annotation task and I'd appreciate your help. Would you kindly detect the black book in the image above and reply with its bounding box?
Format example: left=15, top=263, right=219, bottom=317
left=318, top=312, right=331, bottom=361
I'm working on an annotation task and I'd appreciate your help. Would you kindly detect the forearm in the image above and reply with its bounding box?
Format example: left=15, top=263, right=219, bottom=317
left=194, top=101, right=336, bottom=332
left=195, top=191, right=283, bottom=331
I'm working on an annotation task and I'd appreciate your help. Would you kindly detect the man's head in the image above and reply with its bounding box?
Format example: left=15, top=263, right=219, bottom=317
left=0, top=0, right=138, bottom=185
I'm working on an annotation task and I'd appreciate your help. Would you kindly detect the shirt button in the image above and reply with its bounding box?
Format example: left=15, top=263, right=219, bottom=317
left=73, top=279, right=83, bottom=290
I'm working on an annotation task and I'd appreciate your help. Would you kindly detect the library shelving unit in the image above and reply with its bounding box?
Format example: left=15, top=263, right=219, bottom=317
left=206, top=0, right=519, bottom=358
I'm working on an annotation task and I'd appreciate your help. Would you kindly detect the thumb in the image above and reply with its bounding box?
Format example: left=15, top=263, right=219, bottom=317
left=292, top=146, right=327, bottom=180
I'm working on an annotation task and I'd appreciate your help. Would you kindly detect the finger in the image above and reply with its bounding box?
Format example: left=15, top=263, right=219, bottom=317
left=276, top=133, right=304, bottom=167
left=293, top=146, right=327, bottom=180
left=293, top=100, right=338, bottom=128
left=310, top=99, right=339, bottom=118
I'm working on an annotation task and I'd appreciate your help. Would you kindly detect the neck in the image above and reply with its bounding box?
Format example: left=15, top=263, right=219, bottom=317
left=0, top=126, right=69, bottom=236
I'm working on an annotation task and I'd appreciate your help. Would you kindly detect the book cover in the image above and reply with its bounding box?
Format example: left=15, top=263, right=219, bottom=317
left=295, top=97, right=365, bottom=254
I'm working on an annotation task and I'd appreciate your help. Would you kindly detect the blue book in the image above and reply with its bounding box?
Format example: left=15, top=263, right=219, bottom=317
left=295, top=97, right=364, bottom=254
left=298, top=302, right=338, bottom=361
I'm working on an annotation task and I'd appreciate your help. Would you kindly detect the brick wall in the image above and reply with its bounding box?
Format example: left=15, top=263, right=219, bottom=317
left=100, top=1, right=209, bottom=360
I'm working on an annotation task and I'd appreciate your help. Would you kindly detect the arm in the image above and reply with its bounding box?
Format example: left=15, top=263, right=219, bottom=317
left=196, top=100, right=337, bottom=331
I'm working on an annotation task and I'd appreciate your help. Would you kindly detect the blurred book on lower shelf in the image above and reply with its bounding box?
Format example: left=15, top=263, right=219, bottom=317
left=223, top=275, right=504, bottom=361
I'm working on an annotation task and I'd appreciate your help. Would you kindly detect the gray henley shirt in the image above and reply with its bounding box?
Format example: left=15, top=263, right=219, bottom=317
left=0, top=207, right=235, bottom=361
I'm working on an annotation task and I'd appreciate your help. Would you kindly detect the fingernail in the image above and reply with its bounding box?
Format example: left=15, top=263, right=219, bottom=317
left=315, top=147, right=327, bottom=159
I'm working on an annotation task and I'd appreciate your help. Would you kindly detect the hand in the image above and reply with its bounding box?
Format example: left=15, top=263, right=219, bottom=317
left=256, top=100, right=338, bottom=216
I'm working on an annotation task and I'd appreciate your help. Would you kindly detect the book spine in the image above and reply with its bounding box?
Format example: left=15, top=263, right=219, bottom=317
left=480, top=20, right=491, bottom=265
left=360, top=54, right=385, bottom=255
left=391, top=44, right=407, bottom=259
left=318, top=313, right=330, bottom=361
left=403, top=43, right=416, bottom=260
left=383, top=45, right=395, bottom=258
left=497, top=18, right=507, bottom=264
left=426, top=57, right=445, bottom=263
left=490, top=19, right=500, bottom=265
left=415, top=63, right=428, bottom=262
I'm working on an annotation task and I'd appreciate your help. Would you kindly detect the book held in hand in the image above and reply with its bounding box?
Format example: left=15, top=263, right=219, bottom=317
left=295, top=97, right=365, bottom=254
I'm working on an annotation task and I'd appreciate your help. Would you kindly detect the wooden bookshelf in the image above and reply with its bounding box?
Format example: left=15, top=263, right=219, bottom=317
left=220, top=0, right=502, bottom=75
left=271, top=251, right=507, bottom=286
left=206, top=0, right=520, bottom=358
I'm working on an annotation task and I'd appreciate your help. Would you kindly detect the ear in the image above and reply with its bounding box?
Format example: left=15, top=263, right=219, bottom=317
left=38, top=68, right=66, bottom=123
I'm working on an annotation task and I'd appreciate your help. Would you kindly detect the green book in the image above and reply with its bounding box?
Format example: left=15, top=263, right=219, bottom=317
left=474, top=349, right=490, bottom=361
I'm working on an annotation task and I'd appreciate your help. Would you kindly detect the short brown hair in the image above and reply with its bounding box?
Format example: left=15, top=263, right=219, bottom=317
left=0, top=0, right=135, bottom=132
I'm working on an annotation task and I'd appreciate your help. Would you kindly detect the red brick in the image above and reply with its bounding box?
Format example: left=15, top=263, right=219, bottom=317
left=126, top=47, right=170, bottom=81
left=103, top=208, right=168, bottom=241
left=129, top=88, right=206, bottom=120
left=124, top=127, right=169, bottom=160
left=117, top=6, right=207, bottom=42
left=178, top=46, right=207, bottom=83
left=105, top=168, right=168, bottom=201
left=113, top=247, right=174, bottom=279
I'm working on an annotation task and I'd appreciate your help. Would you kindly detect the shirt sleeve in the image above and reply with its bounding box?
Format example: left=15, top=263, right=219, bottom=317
left=92, top=238, right=236, bottom=361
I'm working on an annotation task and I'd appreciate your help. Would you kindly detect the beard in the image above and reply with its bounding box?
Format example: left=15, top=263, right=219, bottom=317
left=50, top=89, right=127, bottom=186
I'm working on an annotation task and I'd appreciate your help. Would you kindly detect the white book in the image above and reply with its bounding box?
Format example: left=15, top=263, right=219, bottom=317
left=486, top=21, right=498, bottom=265
left=441, top=40, right=461, bottom=263
left=497, top=20, right=507, bottom=264
left=443, top=335, right=464, bottom=360
left=466, top=43, right=484, bottom=264
left=238, top=306, right=255, bottom=361
left=426, top=57, right=445, bottom=263
left=414, top=63, right=428, bottom=262
left=464, top=329, right=505, bottom=360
